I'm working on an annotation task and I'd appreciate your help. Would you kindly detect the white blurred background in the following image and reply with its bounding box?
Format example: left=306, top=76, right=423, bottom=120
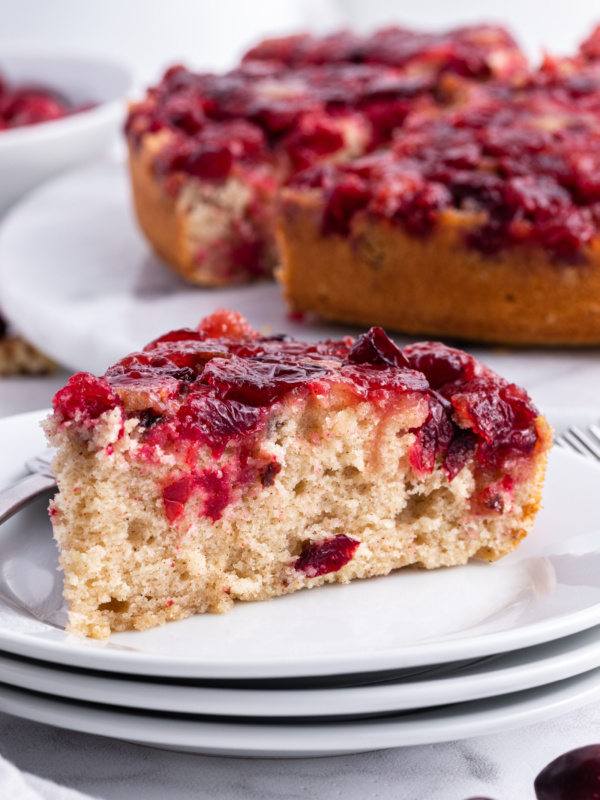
left=0, top=0, right=599, bottom=82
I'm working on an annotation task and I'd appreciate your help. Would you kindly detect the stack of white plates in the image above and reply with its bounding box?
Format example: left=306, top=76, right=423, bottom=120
left=1, top=411, right=600, bottom=757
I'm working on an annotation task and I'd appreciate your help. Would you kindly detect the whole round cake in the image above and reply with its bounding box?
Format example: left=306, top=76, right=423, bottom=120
left=126, top=24, right=600, bottom=344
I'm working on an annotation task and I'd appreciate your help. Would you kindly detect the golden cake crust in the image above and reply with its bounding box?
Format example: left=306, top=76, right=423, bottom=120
left=128, top=142, right=200, bottom=284
left=277, top=189, right=600, bottom=346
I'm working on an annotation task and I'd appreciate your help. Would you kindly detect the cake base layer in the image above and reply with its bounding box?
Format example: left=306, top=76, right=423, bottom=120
left=278, top=191, right=600, bottom=346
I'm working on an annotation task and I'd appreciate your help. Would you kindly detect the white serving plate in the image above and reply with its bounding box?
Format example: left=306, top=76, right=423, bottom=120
left=2, top=410, right=600, bottom=680
left=1, top=667, right=600, bottom=757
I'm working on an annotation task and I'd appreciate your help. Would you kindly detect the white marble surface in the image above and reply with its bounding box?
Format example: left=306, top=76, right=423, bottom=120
left=0, top=356, right=599, bottom=798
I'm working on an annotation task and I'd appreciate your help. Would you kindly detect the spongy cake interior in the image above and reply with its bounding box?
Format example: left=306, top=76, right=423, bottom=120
left=46, top=384, right=546, bottom=640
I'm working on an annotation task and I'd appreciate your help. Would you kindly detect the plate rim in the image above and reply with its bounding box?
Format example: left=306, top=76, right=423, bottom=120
left=0, top=665, right=599, bottom=756
left=0, top=623, right=599, bottom=717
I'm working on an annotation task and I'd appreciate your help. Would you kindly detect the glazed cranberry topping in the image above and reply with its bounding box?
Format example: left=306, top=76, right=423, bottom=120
left=0, top=74, right=88, bottom=130
left=53, top=313, right=543, bottom=524
left=128, top=25, right=600, bottom=261
left=297, top=82, right=600, bottom=260
left=243, top=25, right=525, bottom=79
left=294, top=534, right=360, bottom=577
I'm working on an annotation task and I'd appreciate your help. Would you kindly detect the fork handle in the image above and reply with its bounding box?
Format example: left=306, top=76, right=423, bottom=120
left=0, top=473, right=57, bottom=525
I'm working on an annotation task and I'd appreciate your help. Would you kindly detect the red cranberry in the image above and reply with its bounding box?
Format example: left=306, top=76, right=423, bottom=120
left=198, top=309, right=258, bottom=340
left=346, top=326, right=411, bottom=369
left=163, top=469, right=232, bottom=524
left=176, top=394, right=263, bottom=455
left=144, top=328, right=208, bottom=349
left=53, top=373, right=122, bottom=424
left=535, top=745, right=600, bottom=800
left=163, top=476, right=192, bottom=524
left=202, top=356, right=328, bottom=406
left=322, top=174, right=370, bottom=235
left=295, top=534, right=359, bottom=577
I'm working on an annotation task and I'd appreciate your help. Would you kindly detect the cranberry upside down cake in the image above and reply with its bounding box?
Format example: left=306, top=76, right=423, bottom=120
left=128, top=24, right=600, bottom=344
left=45, top=310, right=550, bottom=639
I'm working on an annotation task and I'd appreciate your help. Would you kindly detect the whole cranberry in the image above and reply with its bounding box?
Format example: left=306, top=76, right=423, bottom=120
left=535, top=745, right=600, bottom=800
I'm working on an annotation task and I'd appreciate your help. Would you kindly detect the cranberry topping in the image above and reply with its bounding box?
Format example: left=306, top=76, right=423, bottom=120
left=52, top=313, right=543, bottom=521
left=202, top=355, right=329, bottom=406
left=243, top=25, right=525, bottom=79
left=294, top=534, right=360, bottom=577
left=449, top=378, right=538, bottom=469
left=535, top=744, right=600, bottom=800
left=176, top=394, right=263, bottom=456
left=53, top=373, right=122, bottom=424
left=145, top=328, right=208, bottom=348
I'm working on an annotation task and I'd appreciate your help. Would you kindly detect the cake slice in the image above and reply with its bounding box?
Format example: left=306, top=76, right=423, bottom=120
left=45, top=310, right=551, bottom=639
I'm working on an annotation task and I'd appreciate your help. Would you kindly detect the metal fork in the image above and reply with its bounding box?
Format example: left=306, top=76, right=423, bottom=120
left=0, top=449, right=57, bottom=525
left=555, top=423, right=600, bottom=461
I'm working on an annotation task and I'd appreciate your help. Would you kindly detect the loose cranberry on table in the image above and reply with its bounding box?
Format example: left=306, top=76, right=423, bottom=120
left=535, top=745, right=600, bottom=800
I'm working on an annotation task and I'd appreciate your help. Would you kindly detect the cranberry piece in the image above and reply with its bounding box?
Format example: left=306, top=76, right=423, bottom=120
left=163, top=476, right=192, bottom=524
left=346, top=327, right=411, bottom=369
left=161, top=94, right=206, bottom=134
left=186, top=143, right=232, bottom=179
left=106, top=353, right=197, bottom=385
left=176, top=394, right=263, bottom=455
left=403, top=342, right=482, bottom=388
left=259, top=460, right=281, bottom=486
left=534, top=745, right=600, bottom=800
left=202, top=356, right=328, bottom=406
left=144, top=328, right=208, bottom=349
left=196, top=469, right=232, bottom=521
left=409, top=395, right=454, bottom=477
left=198, top=309, right=258, bottom=340
left=443, top=427, right=478, bottom=480
left=295, top=534, right=359, bottom=577
left=285, top=115, right=345, bottom=171
left=53, top=373, right=122, bottom=424
left=163, top=470, right=232, bottom=524
left=322, top=174, right=370, bottom=235
left=449, top=378, right=538, bottom=469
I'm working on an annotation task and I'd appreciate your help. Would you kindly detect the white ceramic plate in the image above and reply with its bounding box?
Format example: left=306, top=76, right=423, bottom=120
left=1, top=667, right=600, bottom=757
left=2, top=623, right=600, bottom=718
left=3, top=410, right=600, bottom=680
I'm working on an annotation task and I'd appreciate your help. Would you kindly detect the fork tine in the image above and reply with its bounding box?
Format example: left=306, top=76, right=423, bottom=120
left=555, top=430, right=592, bottom=456
left=589, top=423, right=600, bottom=446
left=559, top=427, right=600, bottom=461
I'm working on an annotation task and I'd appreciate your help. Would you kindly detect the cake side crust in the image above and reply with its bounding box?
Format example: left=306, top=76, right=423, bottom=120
left=128, top=140, right=279, bottom=286
left=277, top=190, right=600, bottom=346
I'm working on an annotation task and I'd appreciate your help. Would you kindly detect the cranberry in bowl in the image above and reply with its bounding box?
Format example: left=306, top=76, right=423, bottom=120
left=0, top=50, right=133, bottom=215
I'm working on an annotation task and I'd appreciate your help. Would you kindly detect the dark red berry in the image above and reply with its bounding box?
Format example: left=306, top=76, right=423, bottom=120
left=535, top=745, right=600, bottom=800
left=295, top=534, right=359, bottom=577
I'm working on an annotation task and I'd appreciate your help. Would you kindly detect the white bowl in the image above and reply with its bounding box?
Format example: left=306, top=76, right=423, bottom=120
left=0, top=50, right=134, bottom=216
